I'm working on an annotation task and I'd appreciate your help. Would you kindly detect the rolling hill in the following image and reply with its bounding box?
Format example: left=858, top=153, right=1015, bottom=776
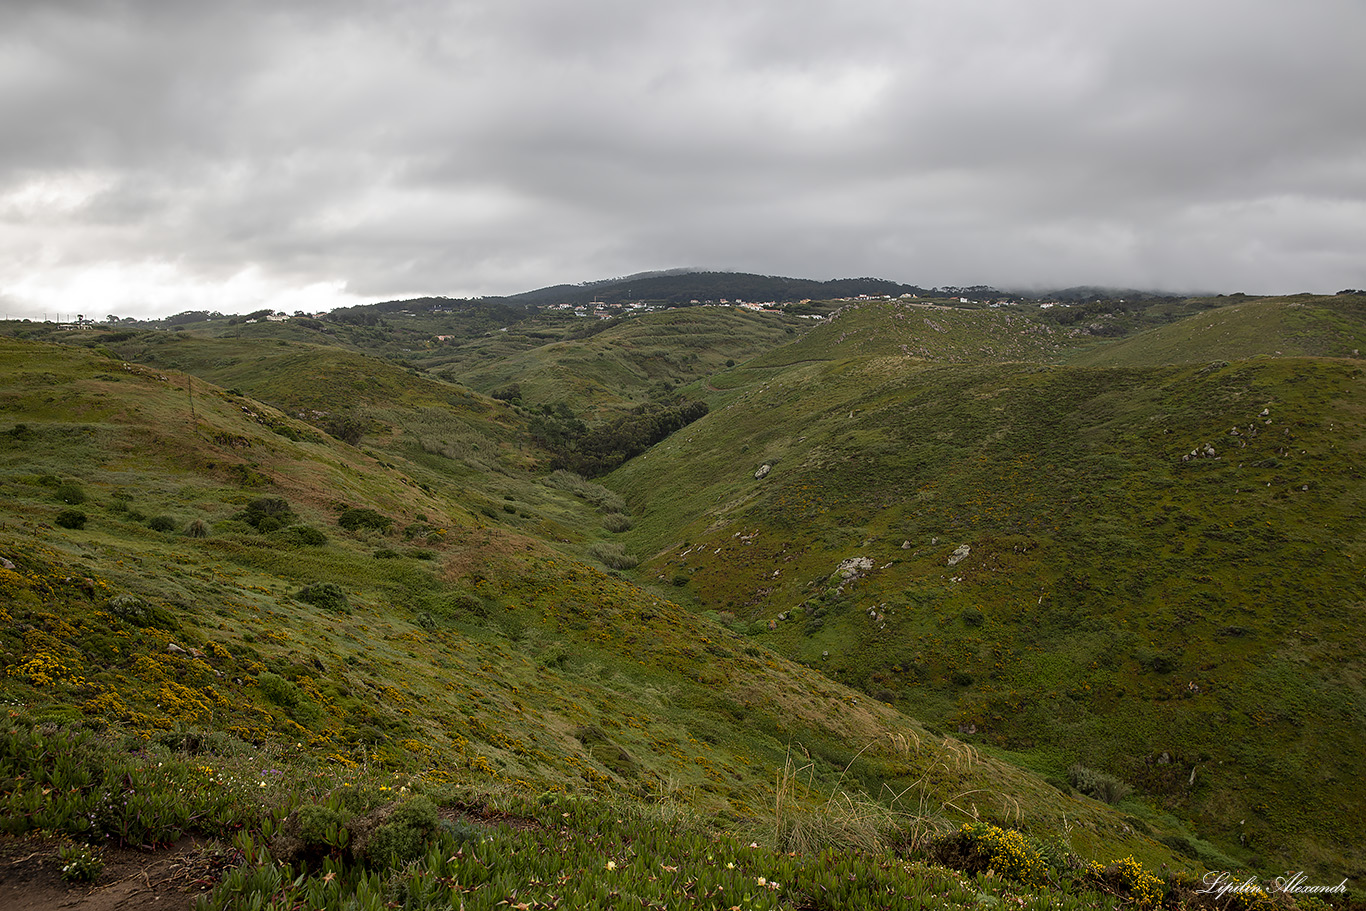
left=2, top=285, right=1363, bottom=907
left=606, top=296, right=1366, bottom=878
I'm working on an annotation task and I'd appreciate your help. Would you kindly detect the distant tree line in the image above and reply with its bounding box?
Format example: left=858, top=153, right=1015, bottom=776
left=529, top=400, right=709, bottom=477
left=499, top=271, right=931, bottom=308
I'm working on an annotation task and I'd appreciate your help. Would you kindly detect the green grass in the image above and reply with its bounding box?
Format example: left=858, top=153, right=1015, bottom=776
left=1067, top=294, right=1366, bottom=367
left=4, top=719, right=1339, bottom=910
left=607, top=305, right=1366, bottom=877
left=3, top=293, right=1364, bottom=902
left=0, top=336, right=1183, bottom=882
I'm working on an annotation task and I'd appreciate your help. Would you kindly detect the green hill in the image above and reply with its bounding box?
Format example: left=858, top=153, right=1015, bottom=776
left=1067, top=294, right=1366, bottom=367
left=3, top=287, right=1364, bottom=907
left=607, top=305, right=1366, bottom=878
left=742, top=299, right=1092, bottom=368
left=0, top=335, right=1215, bottom=909
left=428, top=306, right=810, bottom=416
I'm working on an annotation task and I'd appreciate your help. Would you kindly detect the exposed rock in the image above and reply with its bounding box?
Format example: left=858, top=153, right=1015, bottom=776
left=836, top=557, right=874, bottom=579
left=166, top=642, right=188, bottom=655
left=754, top=464, right=771, bottom=480
left=947, top=544, right=971, bottom=566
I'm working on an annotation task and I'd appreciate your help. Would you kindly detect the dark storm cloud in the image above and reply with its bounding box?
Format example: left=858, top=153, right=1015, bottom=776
left=2, top=0, right=1364, bottom=319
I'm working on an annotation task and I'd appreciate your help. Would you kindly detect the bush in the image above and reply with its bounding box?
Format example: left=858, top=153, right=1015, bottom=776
left=359, top=798, right=440, bottom=867
left=601, top=513, right=632, bottom=533
left=184, top=518, right=209, bottom=538
left=931, top=822, right=1049, bottom=885
left=109, top=594, right=150, bottom=625
left=541, top=470, right=627, bottom=513
left=338, top=507, right=392, bottom=532
left=295, top=581, right=350, bottom=613
left=276, top=524, right=326, bottom=546
left=588, top=541, right=638, bottom=570
left=55, top=509, right=87, bottom=529
left=55, top=483, right=86, bottom=505
left=238, top=497, right=296, bottom=530
left=1068, top=763, right=1132, bottom=804
left=146, top=515, right=177, bottom=532
left=322, top=413, right=365, bottom=445
left=256, top=672, right=303, bottom=709
left=295, top=803, right=352, bottom=851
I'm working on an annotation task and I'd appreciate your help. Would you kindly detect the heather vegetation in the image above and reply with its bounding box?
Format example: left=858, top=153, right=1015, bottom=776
left=1, top=289, right=1363, bottom=907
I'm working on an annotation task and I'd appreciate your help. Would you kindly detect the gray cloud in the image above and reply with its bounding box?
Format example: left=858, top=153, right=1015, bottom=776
left=2, top=0, right=1364, bottom=320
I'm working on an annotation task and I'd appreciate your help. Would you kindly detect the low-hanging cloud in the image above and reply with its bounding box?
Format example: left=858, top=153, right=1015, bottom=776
left=2, top=0, right=1364, bottom=320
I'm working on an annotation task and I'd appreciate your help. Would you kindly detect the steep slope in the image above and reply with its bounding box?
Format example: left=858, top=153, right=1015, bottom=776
left=0, top=337, right=1179, bottom=869
left=608, top=309, right=1366, bottom=877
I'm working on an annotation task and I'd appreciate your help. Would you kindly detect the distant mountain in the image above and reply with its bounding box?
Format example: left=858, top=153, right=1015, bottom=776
left=495, top=270, right=932, bottom=307
left=1007, top=285, right=1189, bottom=303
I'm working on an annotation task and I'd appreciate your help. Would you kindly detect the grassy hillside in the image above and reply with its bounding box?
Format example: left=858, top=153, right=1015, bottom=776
left=427, top=306, right=810, bottom=416
left=741, top=300, right=1095, bottom=368
left=4, top=289, right=1364, bottom=906
left=1067, top=294, right=1366, bottom=367
left=0, top=335, right=1220, bottom=908
left=608, top=304, right=1366, bottom=878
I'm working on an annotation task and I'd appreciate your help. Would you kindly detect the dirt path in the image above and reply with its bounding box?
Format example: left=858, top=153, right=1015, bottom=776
left=0, top=835, right=229, bottom=911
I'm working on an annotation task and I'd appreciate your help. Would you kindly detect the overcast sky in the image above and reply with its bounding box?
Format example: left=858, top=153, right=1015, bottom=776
left=3, top=0, right=1365, bottom=320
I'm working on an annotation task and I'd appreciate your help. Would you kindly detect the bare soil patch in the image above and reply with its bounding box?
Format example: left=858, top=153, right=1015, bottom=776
left=0, top=835, right=234, bottom=911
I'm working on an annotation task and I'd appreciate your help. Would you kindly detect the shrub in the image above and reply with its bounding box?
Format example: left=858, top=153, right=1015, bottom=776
left=256, top=672, right=302, bottom=709
left=58, top=843, right=104, bottom=883
left=338, top=507, right=392, bottom=532
left=277, top=524, right=326, bottom=546
left=295, top=581, right=350, bottom=613
left=295, top=803, right=353, bottom=852
left=358, top=798, right=440, bottom=867
left=55, top=483, right=86, bottom=505
left=1068, top=763, right=1132, bottom=804
left=588, top=541, right=638, bottom=570
left=146, top=515, right=177, bottom=532
left=931, top=822, right=1049, bottom=885
left=541, top=470, right=627, bottom=513
left=108, top=594, right=150, bottom=625
left=322, top=413, right=365, bottom=445
left=1085, top=856, right=1164, bottom=907
left=55, top=509, right=87, bottom=529
left=601, top=512, right=632, bottom=532
left=184, top=518, right=209, bottom=538
left=238, top=497, right=296, bottom=531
